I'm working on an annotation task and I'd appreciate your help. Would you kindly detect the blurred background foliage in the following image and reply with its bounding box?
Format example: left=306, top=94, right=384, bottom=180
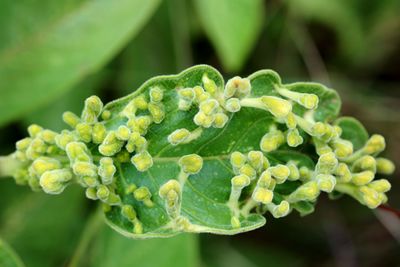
left=0, top=0, right=399, bottom=266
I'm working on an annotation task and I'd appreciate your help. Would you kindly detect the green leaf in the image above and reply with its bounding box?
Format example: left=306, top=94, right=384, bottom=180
left=0, top=238, right=25, bottom=267
left=0, top=0, right=161, bottom=126
left=334, top=116, right=368, bottom=150
left=193, top=0, right=264, bottom=72
left=88, top=225, right=198, bottom=267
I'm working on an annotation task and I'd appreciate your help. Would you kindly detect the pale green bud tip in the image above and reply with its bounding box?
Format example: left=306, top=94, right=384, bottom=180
left=134, top=187, right=152, bottom=201
left=200, top=99, right=219, bottom=115
left=352, top=171, right=374, bottom=186
left=98, top=157, right=116, bottom=184
left=101, top=110, right=111, bottom=120
left=55, top=131, right=76, bottom=150
left=116, top=125, right=131, bottom=141
left=333, top=140, right=353, bottom=158
left=85, top=188, right=98, bottom=200
left=239, top=164, right=256, bottom=180
left=82, top=176, right=99, bottom=188
left=225, top=98, right=241, bottom=113
left=258, top=170, right=272, bottom=188
left=92, top=123, right=107, bottom=144
left=40, top=169, right=72, bottom=194
left=16, top=138, right=32, bottom=151
left=39, top=130, right=57, bottom=144
left=28, top=124, right=43, bottom=137
left=85, top=96, right=103, bottom=114
left=178, top=88, right=195, bottom=101
left=271, top=201, right=290, bottom=218
left=369, top=179, right=391, bottom=193
left=316, top=174, right=336, bottom=193
left=247, top=151, right=264, bottom=170
left=150, top=87, right=164, bottom=102
left=62, top=111, right=80, bottom=128
left=225, top=76, right=251, bottom=97
left=121, top=205, right=137, bottom=221
left=202, top=74, right=218, bottom=94
left=73, top=161, right=97, bottom=177
left=66, top=141, right=91, bottom=162
left=359, top=186, right=381, bottom=209
left=168, top=128, right=190, bottom=145
left=287, top=162, right=300, bottom=181
left=293, top=181, right=319, bottom=201
left=133, top=95, right=148, bottom=110
left=231, top=174, right=251, bottom=188
left=30, top=157, right=61, bottom=177
left=260, top=96, right=292, bottom=118
left=230, top=151, right=246, bottom=168
left=252, top=187, right=273, bottom=204
left=376, top=158, right=395, bottom=175
left=364, top=134, right=385, bottom=154
left=179, top=154, right=203, bottom=174
left=131, top=151, right=153, bottom=172
left=317, top=152, right=338, bottom=173
left=213, top=113, right=229, bottom=128
left=75, top=123, right=92, bottom=143
left=96, top=185, right=110, bottom=200
left=260, top=130, right=285, bottom=152
left=286, top=112, right=297, bottom=129
left=148, top=103, right=165, bottom=124
left=287, top=129, right=303, bottom=147
left=312, top=122, right=327, bottom=137
left=353, top=155, right=376, bottom=172
left=299, top=94, right=319, bottom=109
left=194, top=111, right=214, bottom=128
left=159, top=180, right=181, bottom=198
left=335, top=163, right=352, bottom=182
left=269, top=164, right=290, bottom=183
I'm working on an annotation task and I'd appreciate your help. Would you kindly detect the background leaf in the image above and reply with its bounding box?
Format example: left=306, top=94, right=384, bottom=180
left=193, top=0, right=264, bottom=72
left=0, top=0, right=161, bottom=126
left=0, top=238, right=25, bottom=267
left=335, top=116, right=369, bottom=150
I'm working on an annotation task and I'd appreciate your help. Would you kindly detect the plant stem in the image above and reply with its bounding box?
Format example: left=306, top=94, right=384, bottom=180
left=68, top=208, right=103, bottom=267
left=0, top=154, right=21, bottom=178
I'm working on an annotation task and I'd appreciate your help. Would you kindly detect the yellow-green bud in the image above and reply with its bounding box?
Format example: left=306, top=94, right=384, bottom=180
left=26, top=138, right=46, bottom=160
left=268, top=164, right=290, bottom=184
left=299, top=94, right=319, bottom=109
left=168, top=128, right=190, bottom=145
left=351, top=171, right=374, bottom=186
left=230, top=152, right=246, bottom=168
left=260, top=130, right=285, bottom=152
left=150, top=87, right=164, bottom=103
left=290, top=181, right=319, bottom=201
left=134, top=187, right=154, bottom=207
left=28, top=124, right=43, bottom=138
left=75, top=123, right=92, bottom=143
left=239, top=164, right=257, bottom=180
left=97, top=185, right=110, bottom=201
left=225, top=98, right=241, bottom=113
left=101, top=110, right=111, bottom=120
left=312, top=122, right=327, bottom=137
left=134, top=116, right=152, bottom=135
left=30, top=157, right=61, bottom=177
left=316, top=174, right=336, bottom=193
left=316, top=152, right=338, bottom=174
left=148, top=103, right=165, bottom=124
left=359, top=186, right=381, bottom=209
left=159, top=180, right=181, bottom=199
left=200, top=99, right=219, bottom=115
left=332, top=139, right=353, bottom=158
left=258, top=170, right=272, bottom=188
left=193, top=111, right=214, bottom=128
left=299, top=166, right=312, bottom=180
left=352, top=155, right=376, bottom=172
left=66, top=141, right=91, bottom=162
left=287, top=129, right=303, bottom=147
left=178, top=87, right=195, bottom=101
left=335, top=163, right=352, bottom=183
left=247, top=151, right=264, bottom=171
left=98, top=157, right=116, bottom=185
left=133, top=95, right=148, bottom=110
left=82, top=176, right=99, bottom=188
left=131, top=151, right=153, bottom=172
left=121, top=205, right=137, bottom=221
left=231, top=174, right=251, bottom=189
left=62, top=111, right=80, bottom=128
left=213, top=113, right=229, bottom=128
left=40, top=169, right=72, bottom=194
left=225, top=76, right=251, bottom=97
left=73, top=161, right=97, bottom=177
left=39, top=130, right=57, bottom=144
left=99, top=132, right=123, bottom=156
left=92, top=123, right=107, bottom=144
left=260, top=96, right=292, bottom=118
left=269, top=201, right=290, bottom=218
left=55, top=131, right=76, bottom=150
left=286, top=112, right=297, bottom=129
left=202, top=74, right=218, bottom=95
left=287, top=162, right=300, bottom=181
left=16, top=138, right=32, bottom=151
left=252, top=187, right=273, bottom=204
left=178, top=99, right=192, bottom=111
left=376, top=158, right=395, bottom=175
left=116, top=125, right=131, bottom=141
left=85, top=188, right=98, bottom=200
left=363, top=134, right=385, bottom=154
left=368, top=179, right=391, bottom=193
left=179, top=154, right=203, bottom=174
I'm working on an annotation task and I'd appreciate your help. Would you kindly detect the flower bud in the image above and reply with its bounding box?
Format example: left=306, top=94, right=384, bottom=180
left=92, top=123, right=107, bottom=144
left=96, top=184, right=110, bottom=201
left=85, top=188, right=98, bottom=200
left=66, top=141, right=91, bottom=162
left=239, top=164, right=257, bottom=180
left=287, top=129, right=303, bottom=147
left=335, top=163, right=352, bottom=183
left=132, top=95, right=148, bottom=110
left=351, top=171, right=374, bottom=186
left=148, top=103, right=165, bottom=124
left=316, top=152, right=338, bottom=174
left=376, top=158, right=395, bottom=175
left=39, top=130, right=57, bottom=144
left=252, top=187, right=273, bottom=204
left=179, top=154, right=203, bottom=174
left=62, top=111, right=80, bottom=128
left=285, top=112, right=297, bottom=129
left=40, top=169, right=72, bottom=194
left=369, top=179, right=391, bottom=193
left=225, top=98, right=241, bottom=113
left=269, top=201, right=290, bottom=218
left=290, top=181, right=319, bottom=201
left=299, top=94, right=319, bottom=109
left=16, top=138, right=32, bottom=151
left=230, top=152, right=246, bottom=168
left=260, top=130, right=285, bottom=152
left=202, top=74, right=218, bottom=95
left=225, top=76, right=251, bottom=97
left=98, top=157, right=116, bottom=185
left=121, top=205, right=137, bottom=221
left=194, top=111, right=214, bottom=128
left=115, top=125, right=131, bottom=141
left=30, top=157, right=61, bottom=177
left=363, top=134, right=385, bottom=154
left=150, top=87, right=164, bottom=103
left=101, top=110, right=111, bottom=120
left=72, top=161, right=97, bottom=177
left=55, top=131, right=76, bottom=150
left=200, top=99, right=219, bottom=115
left=28, top=124, right=43, bottom=138
left=332, top=139, right=353, bottom=158
left=268, top=164, right=290, bottom=184
left=213, top=113, right=229, bottom=128
left=316, top=174, right=336, bottom=193
left=257, top=170, right=272, bottom=188
left=231, top=174, right=251, bottom=189
left=287, top=162, right=300, bottom=181
left=168, top=128, right=190, bottom=145
left=359, top=186, right=381, bottom=209
left=260, top=96, right=292, bottom=118
left=131, top=151, right=153, bottom=172
left=75, top=123, right=92, bottom=143
left=178, top=88, right=195, bottom=101
left=159, top=180, right=181, bottom=198
left=352, top=155, right=376, bottom=172
left=247, top=151, right=264, bottom=171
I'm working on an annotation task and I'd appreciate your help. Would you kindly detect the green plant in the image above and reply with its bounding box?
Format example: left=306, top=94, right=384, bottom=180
left=0, top=65, right=395, bottom=239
